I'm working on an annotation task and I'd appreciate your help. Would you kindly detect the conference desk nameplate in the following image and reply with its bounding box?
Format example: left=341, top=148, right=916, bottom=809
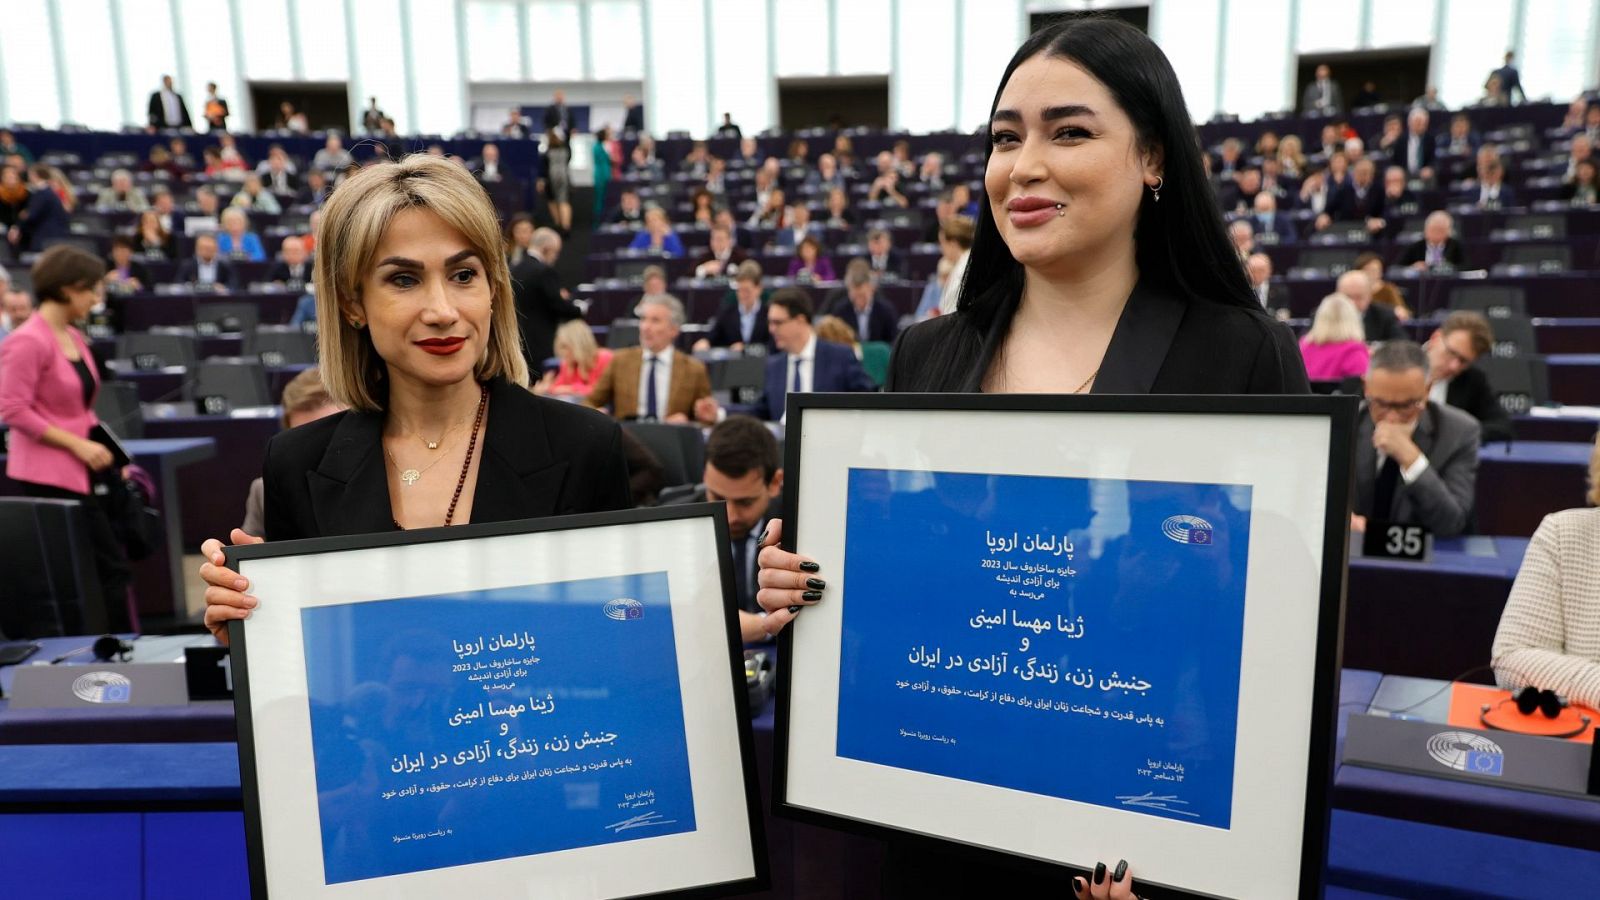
left=1343, top=714, right=1600, bottom=800
left=8, top=662, right=191, bottom=709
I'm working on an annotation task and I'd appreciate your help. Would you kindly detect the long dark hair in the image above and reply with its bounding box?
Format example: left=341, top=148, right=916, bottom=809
left=956, top=17, right=1256, bottom=332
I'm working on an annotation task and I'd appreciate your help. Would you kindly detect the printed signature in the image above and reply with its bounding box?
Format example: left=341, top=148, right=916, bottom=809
left=605, top=811, right=679, bottom=833
left=1114, top=792, right=1200, bottom=817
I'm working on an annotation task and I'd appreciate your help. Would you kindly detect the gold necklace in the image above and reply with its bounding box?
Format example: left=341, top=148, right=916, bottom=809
left=385, top=439, right=452, bottom=487
left=1073, top=370, right=1099, bottom=394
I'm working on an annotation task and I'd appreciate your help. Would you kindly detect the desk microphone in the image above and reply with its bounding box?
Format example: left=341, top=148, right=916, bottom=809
left=49, top=635, right=133, bottom=664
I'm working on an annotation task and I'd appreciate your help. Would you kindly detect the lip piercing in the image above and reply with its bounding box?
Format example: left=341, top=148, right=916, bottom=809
left=1055, top=203, right=1065, bottom=217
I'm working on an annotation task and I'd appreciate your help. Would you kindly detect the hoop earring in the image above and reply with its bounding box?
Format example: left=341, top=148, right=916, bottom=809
left=1149, top=176, right=1164, bottom=203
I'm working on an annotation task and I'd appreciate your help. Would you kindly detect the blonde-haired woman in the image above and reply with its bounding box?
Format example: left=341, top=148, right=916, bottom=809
left=197, top=155, right=631, bottom=643
left=1492, top=432, right=1600, bottom=709
left=534, top=318, right=613, bottom=398
left=1298, top=292, right=1369, bottom=381
left=1277, top=134, right=1307, bottom=178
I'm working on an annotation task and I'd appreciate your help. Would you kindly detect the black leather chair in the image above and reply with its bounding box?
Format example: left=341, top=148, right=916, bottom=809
left=0, top=498, right=109, bottom=639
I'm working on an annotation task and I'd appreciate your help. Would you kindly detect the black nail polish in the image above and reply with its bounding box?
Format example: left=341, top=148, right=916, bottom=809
left=1113, top=859, right=1128, bottom=883
left=799, top=561, right=820, bottom=572
left=805, top=577, right=826, bottom=590
left=1093, top=862, right=1106, bottom=885
left=1071, top=876, right=1085, bottom=895
left=801, top=591, right=822, bottom=602
left=787, top=606, right=801, bottom=614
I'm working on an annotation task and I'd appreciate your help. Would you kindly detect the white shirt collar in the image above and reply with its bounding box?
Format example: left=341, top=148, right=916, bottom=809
left=644, top=344, right=674, bottom=365
left=797, top=333, right=817, bottom=362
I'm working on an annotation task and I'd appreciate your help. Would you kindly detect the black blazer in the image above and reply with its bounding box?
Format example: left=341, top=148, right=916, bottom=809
left=826, top=295, right=900, bottom=344
left=262, top=377, right=632, bottom=541
left=146, top=90, right=193, bottom=130
left=509, top=255, right=581, bottom=367
left=266, top=260, right=312, bottom=290
left=18, top=187, right=70, bottom=251
left=1396, top=237, right=1466, bottom=269
left=175, top=257, right=239, bottom=290
left=706, top=299, right=772, bottom=349
left=1445, top=365, right=1514, bottom=444
left=886, top=279, right=1309, bottom=395
left=1362, top=302, right=1406, bottom=343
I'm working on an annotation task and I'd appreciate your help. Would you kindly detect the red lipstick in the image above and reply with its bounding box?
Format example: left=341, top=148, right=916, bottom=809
left=415, top=337, right=466, bottom=355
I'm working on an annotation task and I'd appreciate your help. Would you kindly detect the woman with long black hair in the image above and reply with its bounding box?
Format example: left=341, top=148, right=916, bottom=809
left=756, top=17, right=1309, bottom=898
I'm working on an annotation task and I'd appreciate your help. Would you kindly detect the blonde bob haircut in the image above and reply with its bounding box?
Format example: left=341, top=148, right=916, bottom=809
left=315, top=154, right=529, bottom=410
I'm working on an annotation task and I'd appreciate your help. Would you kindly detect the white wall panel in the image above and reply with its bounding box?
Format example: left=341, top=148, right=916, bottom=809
left=774, top=0, right=830, bottom=78
left=527, top=0, right=585, bottom=81
left=1151, top=0, right=1220, bottom=123
left=295, top=0, right=351, bottom=80
left=238, top=0, right=297, bottom=81
left=834, top=0, right=891, bottom=76
left=710, top=0, right=773, bottom=134
left=1295, top=0, right=1361, bottom=53
left=465, top=2, right=522, bottom=82
left=1368, top=0, right=1435, bottom=48
left=1519, top=0, right=1596, bottom=102
left=956, top=0, right=1022, bottom=131
left=644, top=0, right=708, bottom=135
left=893, top=0, right=957, bottom=132
left=588, top=0, right=645, bottom=81
left=408, top=0, right=464, bottom=134
left=1220, top=0, right=1293, bottom=120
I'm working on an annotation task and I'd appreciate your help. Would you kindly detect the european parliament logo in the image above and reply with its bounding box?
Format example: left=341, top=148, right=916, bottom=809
left=1161, top=515, right=1214, bottom=545
left=603, top=598, right=645, bottom=621
left=71, top=671, right=132, bottom=704
left=1426, top=730, right=1504, bottom=776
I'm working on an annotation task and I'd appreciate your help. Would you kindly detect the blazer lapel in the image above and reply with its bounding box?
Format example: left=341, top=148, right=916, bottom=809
left=612, top=348, right=641, bottom=419
left=1093, top=280, right=1185, bottom=394
left=305, top=409, right=395, bottom=536
left=469, top=378, right=568, bottom=522
left=669, top=353, right=697, bottom=417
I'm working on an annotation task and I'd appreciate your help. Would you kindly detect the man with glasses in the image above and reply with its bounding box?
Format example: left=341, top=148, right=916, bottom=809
left=758, top=288, right=874, bottom=422
left=1425, top=311, right=1513, bottom=444
left=1352, top=341, right=1480, bottom=537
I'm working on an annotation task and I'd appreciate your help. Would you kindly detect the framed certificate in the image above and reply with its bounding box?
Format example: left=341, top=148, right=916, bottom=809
left=772, top=394, right=1358, bottom=900
left=227, top=505, right=768, bottom=899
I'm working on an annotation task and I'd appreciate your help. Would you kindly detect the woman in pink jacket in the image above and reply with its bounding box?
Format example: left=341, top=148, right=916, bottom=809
left=0, top=245, right=131, bottom=630
left=1298, top=291, right=1370, bottom=382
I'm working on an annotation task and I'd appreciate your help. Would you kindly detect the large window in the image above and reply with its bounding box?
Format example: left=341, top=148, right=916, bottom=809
left=526, top=1, right=585, bottom=82
left=588, top=0, right=644, bottom=81
left=0, top=1, right=61, bottom=125
left=237, top=0, right=297, bottom=81
left=644, top=0, right=707, bottom=135
left=59, top=0, right=124, bottom=129
left=295, top=0, right=351, bottom=81
left=709, top=0, right=772, bottom=134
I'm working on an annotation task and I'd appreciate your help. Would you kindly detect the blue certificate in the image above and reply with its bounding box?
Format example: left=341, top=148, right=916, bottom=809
left=299, top=572, right=696, bottom=884
left=836, top=468, right=1252, bottom=830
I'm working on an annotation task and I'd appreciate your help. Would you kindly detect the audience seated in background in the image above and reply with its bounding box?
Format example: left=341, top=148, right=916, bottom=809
left=312, top=134, right=353, bottom=173
left=231, top=173, right=282, bottom=215
left=757, top=288, right=874, bottom=421
left=240, top=368, right=343, bottom=535
left=258, top=148, right=298, bottom=195
left=1398, top=210, right=1466, bottom=270
left=534, top=319, right=613, bottom=399
left=814, top=315, right=863, bottom=358
left=1354, top=251, right=1410, bottom=320
left=808, top=153, right=845, bottom=192
left=1331, top=158, right=1386, bottom=235
left=175, top=233, right=238, bottom=290
left=773, top=203, right=822, bottom=250
left=1491, top=432, right=1600, bottom=709
left=476, top=142, right=504, bottom=183
left=1424, top=310, right=1512, bottom=444
left=0, top=164, right=27, bottom=232
left=697, top=261, right=769, bottom=351
left=130, top=209, right=173, bottom=261
left=1250, top=192, right=1295, bottom=245
left=217, top=208, right=267, bottom=261
left=692, top=225, right=748, bottom=280
left=103, top=235, right=149, bottom=295
left=748, top=184, right=786, bottom=229
left=586, top=293, right=717, bottom=424
left=505, top=212, right=535, bottom=266
left=0, top=275, right=31, bottom=344
left=605, top=188, right=644, bottom=227
left=0, top=129, right=33, bottom=165
left=267, top=236, right=312, bottom=291
left=1245, top=253, right=1288, bottom=316
left=628, top=207, right=685, bottom=258
left=866, top=158, right=908, bottom=207
left=1351, top=340, right=1480, bottom=538
left=1460, top=151, right=1517, bottom=209
left=1227, top=219, right=1257, bottom=259
left=863, top=228, right=907, bottom=279
left=826, top=260, right=900, bottom=344
left=1299, top=293, right=1369, bottom=381
left=1566, top=159, right=1600, bottom=206
left=1302, top=64, right=1343, bottom=115
left=823, top=187, right=855, bottom=230
left=1337, top=268, right=1404, bottom=343
left=787, top=237, right=836, bottom=282
left=8, top=164, right=71, bottom=252
left=95, top=169, right=149, bottom=212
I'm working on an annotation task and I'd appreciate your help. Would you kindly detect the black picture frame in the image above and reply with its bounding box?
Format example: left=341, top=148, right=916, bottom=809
left=227, top=503, right=769, bottom=899
left=770, top=392, right=1358, bottom=900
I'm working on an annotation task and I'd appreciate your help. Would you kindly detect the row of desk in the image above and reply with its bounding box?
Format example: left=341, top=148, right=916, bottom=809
left=1, top=636, right=1595, bottom=897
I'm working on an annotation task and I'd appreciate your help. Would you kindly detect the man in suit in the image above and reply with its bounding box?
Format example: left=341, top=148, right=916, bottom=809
left=587, top=293, right=718, bottom=424
left=1398, top=211, right=1467, bottom=271
left=175, top=233, right=238, bottom=291
left=147, top=75, right=192, bottom=131
left=1245, top=253, right=1289, bottom=315
left=827, top=263, right=900, bottom=345
left=266, top=236, right=313, bottom=292
left=476, top=142, right=505, bottom=183
left=604, top=188, right=645, bottom=227
left=695, top=261, right=770, bottom=351
left=1250, top=193, right=1296, bottom=245
left=1458, top=155, right=1517, bottom=210
left=622, top=94, right=645, bottom=133
left=759, top=288, right=874, bottom=421
left=1301, top=64, right=1344, bottom=116
left=1425, top=311, right=1513, bottom=444
left=1352, top=341, right=1479, bottom=537
left=8, top=164, right=70, bottom=252
left=698, top=416, right=783, bottom=631
left=864, top=228, right=907, bottom=278
left=716, top=113, right=742, bottom=140
left=543, top=90, right=569, bottom=134
left=511, top=228, right=582, bottom=370
left=1492, top=51, right=1526, bottom=105
left=773, top=203, right=824, bottom=250
left=691, top=225, right=749, bottom=279
left=1338, top=269, right=1403, bottom=343
left=1401, top=107, right=1437, bottom=181
left=1330, top=158, right=1386, bottom=231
